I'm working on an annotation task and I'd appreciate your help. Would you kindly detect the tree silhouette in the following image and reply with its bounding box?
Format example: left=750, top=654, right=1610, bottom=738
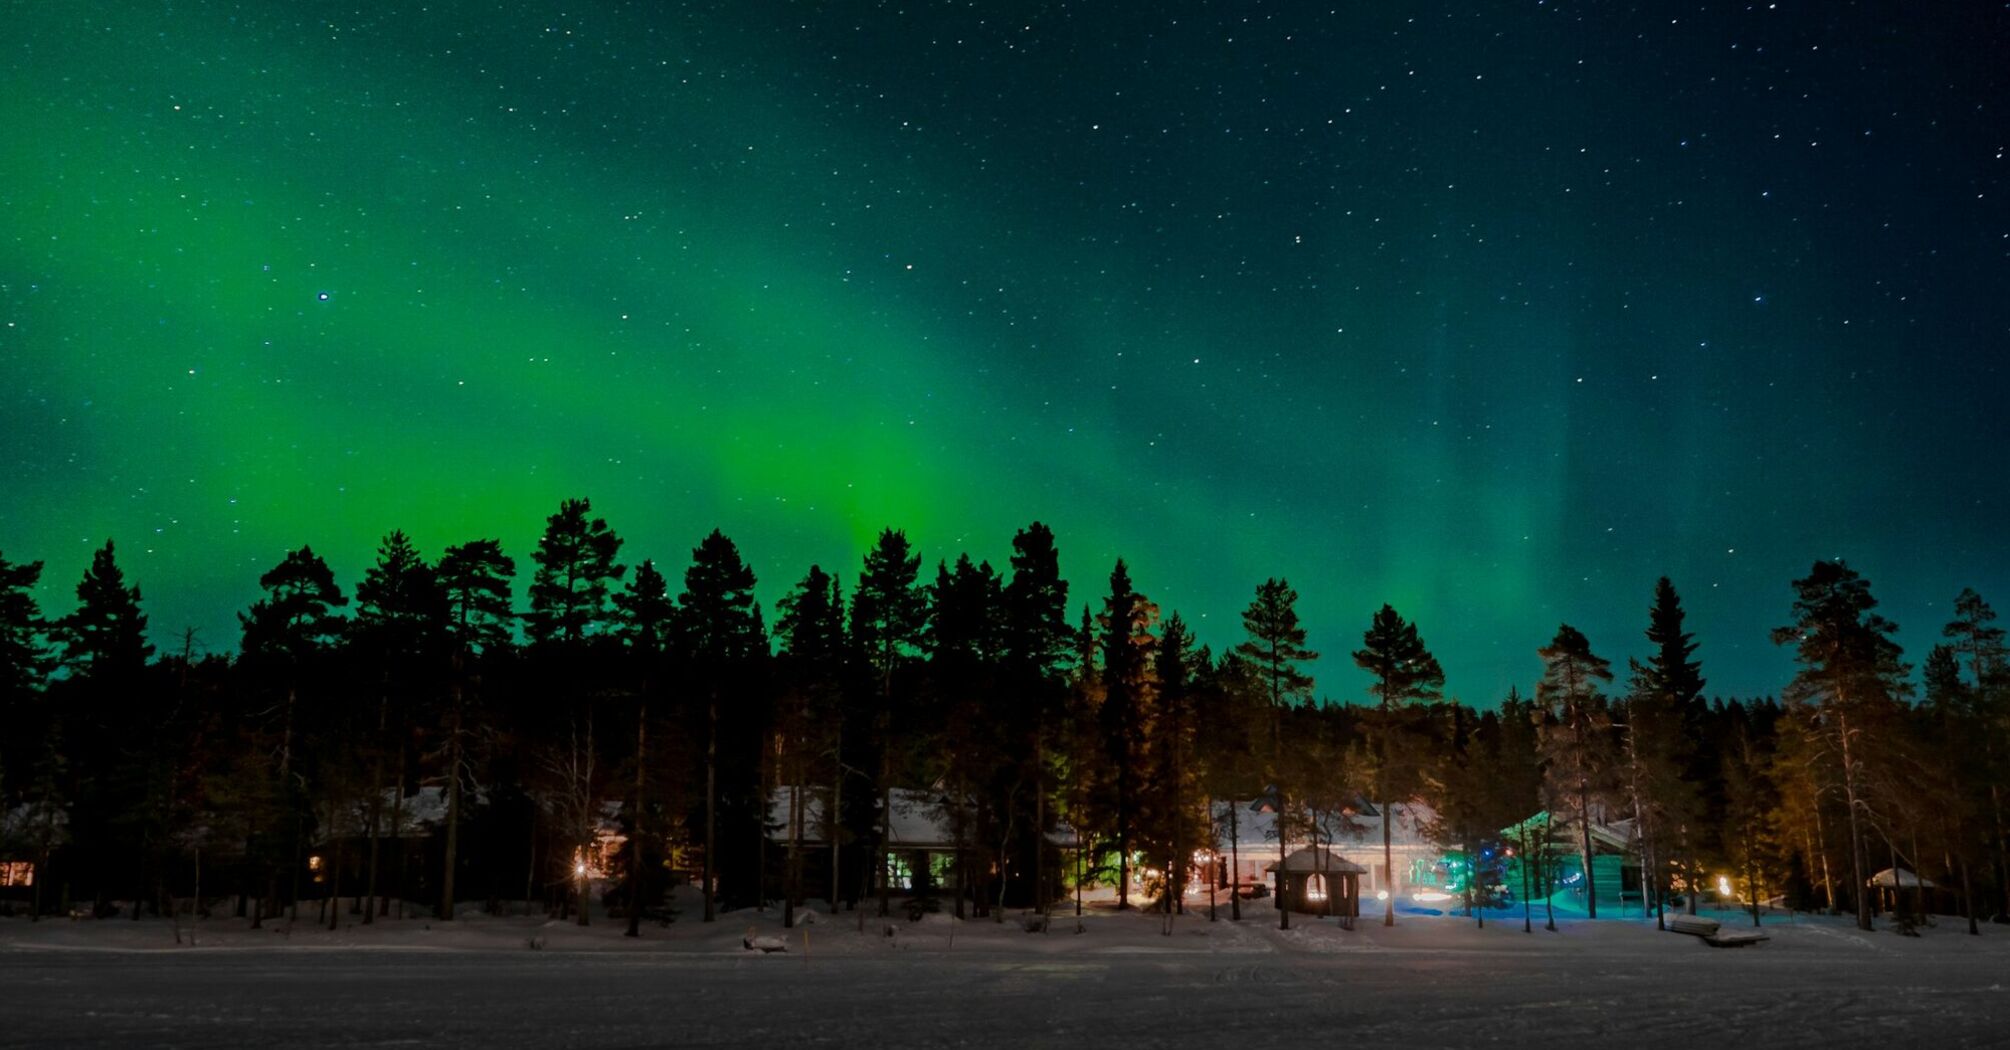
left=679, top=530, right=765, bottom=921
left=1535, top=624, right=1614, bottom=920
left=1352, top=603, right=1444, bottom=926
left=1234, top=577, right=1315, bottom=929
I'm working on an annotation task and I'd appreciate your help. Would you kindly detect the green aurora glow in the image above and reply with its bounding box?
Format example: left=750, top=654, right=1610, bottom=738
left=4, top=3, right=2005, bottom=697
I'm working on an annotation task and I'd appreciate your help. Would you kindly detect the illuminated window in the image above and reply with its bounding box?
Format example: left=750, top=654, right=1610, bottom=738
left=885, top=854, right=913, bottom=890
left=0, top=861, right=32, bottom=887
left=1306, top=874, right=1328, bottom=902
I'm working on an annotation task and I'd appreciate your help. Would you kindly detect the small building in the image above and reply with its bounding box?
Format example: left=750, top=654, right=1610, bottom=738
left=1502, top=810, right=1644, bottom=913
left=1210, top=797, right=1440, bottom=905
left=1264, top=846, right=1365, bottom=915
left=767, top=786, right=971, bottom=895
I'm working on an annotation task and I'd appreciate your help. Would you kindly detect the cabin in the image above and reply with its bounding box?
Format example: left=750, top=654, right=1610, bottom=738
left=767, top=786, right=973, bottom=898
left=1502, top=810, right=1644, bottom=915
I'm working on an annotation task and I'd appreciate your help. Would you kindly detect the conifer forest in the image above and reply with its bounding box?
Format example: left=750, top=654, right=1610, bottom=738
left=4, top=509, right=2006, bottom=941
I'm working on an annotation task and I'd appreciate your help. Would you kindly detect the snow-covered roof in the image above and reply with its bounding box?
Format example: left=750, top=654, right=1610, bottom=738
left=1264, top=846, right=1368, bottom=875
left=316, top=785, right=453, bottom=841
left=1868, top=867, right=1936, bottom=889
left=767, top=787, right=969, bottom=850
left=1211, top=798, right=1439, bottom=854
left=1502, top=810, right=1635, bottom=854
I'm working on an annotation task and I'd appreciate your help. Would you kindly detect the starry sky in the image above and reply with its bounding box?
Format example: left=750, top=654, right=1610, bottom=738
left=3, top=2, right=2006, bottom=700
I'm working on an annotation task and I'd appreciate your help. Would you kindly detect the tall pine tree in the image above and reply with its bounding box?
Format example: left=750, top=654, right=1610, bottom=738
left=1534, top=624, right=1614, bottom=919
left=1351, top=603, right=1444, bottom=926
left=1233, top=577, right=1316, bottom=929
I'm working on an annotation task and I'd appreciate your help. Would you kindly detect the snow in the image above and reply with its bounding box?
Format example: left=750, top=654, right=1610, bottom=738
left=4, top=894, right=2009, bottom=1047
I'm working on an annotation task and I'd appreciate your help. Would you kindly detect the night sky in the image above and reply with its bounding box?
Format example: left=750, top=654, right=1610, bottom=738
left=4, top=2, right=2006, bottom=700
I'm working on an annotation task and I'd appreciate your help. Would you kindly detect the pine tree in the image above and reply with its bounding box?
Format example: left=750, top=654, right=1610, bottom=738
left=0, top=552, right=49, bottom=709
left=1771, top=561, right=1909, bottom=932
left=525, top=498, right=625, bottom=648
left=1534, top=624, right=1614, bottom=919
left=1233, top=578, right=1316, bottom=929
left=437, top=540, right=518, bottom=655
left=775, top=564, right=848, bottom=921
left=927, top=553, right=1004, bottom=918
left=1941, top=588, right=2009, bottom=919
left=850, top=529, right=927, bottom=919
left=1148, top=614, right=1205, bottom=928
left=430, top=539, right=515, bottom=923
left=609, top=559, right=675, bottom=936
left=239, top=546, right=348, bottom=926
left=0, top=552, right=53, bottom=915
left=1095, top=559, right=1156, bottom=911
left=1002, top=523, right=1071, bottom=914
left=680, top=530, right=765, bottom=921
left=1352, top=603, right=1444, bottom=926
left=1492, top=687, right=1547, bottom=932
left=353, top=530, right=447, bottom=924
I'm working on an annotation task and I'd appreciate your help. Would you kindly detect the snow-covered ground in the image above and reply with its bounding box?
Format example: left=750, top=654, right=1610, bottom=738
left=3, top=898, right=2007, bottom=1047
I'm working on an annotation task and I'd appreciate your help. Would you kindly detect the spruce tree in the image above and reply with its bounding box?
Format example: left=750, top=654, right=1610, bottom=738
left=1624, top=577, right=1705, bottom=922
left=61, top=539, right=153, bottom=684
left=1351, top=603, right=1444, bottom=926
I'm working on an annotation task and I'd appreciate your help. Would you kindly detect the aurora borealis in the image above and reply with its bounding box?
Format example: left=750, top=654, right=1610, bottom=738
left=3, top=2, right=2005, bottom=698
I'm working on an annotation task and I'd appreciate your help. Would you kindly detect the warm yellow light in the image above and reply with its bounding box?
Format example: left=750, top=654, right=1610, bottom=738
left=307, top=855, right=324, bottom=872
left=1716, top=875, right=1733, bottom=897
left=575, top=862, right=588, bottom=877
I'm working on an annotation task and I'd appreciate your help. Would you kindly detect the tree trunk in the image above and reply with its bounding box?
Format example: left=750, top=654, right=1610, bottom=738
left=1381, top=795, right=1395, bottom=926
left=1228, top=801, right=1242, bottom=921
left=1578, top=784, right=1597, bottom=920
left=440, top=674, right=464, bottom=922
left=327, top=827, right=345, bottom=931
left=828, top=727, right=843, bottom=913
left=364, top=687, right=387, bottom=925
left=1812, top=803, right=1836, bottom=914
left=1034, top=775, right=1046, bottom=917
left=627, top=698, right=647, bottom=938
left=1511, top=820, right=1527, bottom=929
left=1836, top=706, right=1873, bottom=931
left=390, top=736, right=408, bottom=919
left=704, top=690, right=718, bottom=923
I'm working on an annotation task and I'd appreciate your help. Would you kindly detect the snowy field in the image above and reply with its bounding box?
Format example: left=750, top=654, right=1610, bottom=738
left=3, top=903, right=2008, bottom=1048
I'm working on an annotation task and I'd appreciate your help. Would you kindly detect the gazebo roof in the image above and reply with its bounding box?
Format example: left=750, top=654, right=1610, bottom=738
left=1264, top=846, right=1367, bottom=875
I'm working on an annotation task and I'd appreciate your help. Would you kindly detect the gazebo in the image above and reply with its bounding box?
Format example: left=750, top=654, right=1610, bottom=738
left=1265, top=846, right=1365, bottom=916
